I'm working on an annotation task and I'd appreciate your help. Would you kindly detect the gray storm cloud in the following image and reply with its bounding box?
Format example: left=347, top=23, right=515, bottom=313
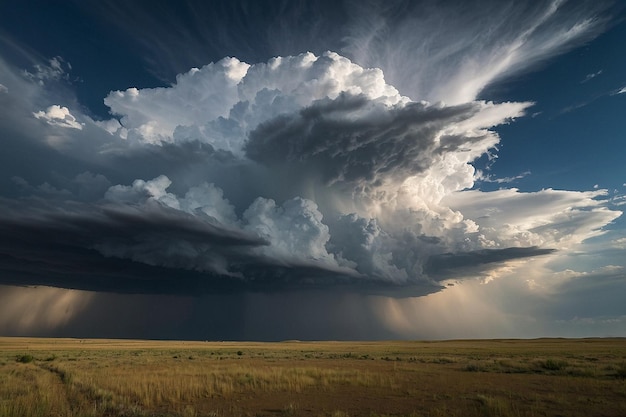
left=0, top=51, right=620, bottom=298
left=244, top=95, right=483, bottom=186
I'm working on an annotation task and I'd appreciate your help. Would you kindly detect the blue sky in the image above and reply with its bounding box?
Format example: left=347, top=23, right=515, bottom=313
left=479, top=20, right=626, bottom=194
left=0, top=0, right=625, bottom=340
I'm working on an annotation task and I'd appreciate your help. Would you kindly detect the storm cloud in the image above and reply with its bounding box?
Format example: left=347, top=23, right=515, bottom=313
left=0, top=49, right=620, bottom=297
left=0, top=0, right=624, bottom=339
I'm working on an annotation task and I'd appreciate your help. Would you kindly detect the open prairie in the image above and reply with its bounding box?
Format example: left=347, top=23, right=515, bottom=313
left=1, top=337, right=625, bottom=417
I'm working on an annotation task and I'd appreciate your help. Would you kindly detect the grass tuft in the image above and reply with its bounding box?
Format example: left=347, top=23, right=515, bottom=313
left=15, top=354, right=35, bottom=364
left=538, top=358, right=568, bottom=371
left=464, top=363, right=484, bottom=372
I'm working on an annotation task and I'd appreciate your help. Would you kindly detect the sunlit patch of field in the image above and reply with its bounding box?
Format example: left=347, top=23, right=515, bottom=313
left=1, top=338, right=625, bottom=417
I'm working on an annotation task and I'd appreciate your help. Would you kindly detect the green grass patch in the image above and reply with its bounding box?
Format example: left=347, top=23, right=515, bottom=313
left=15, top=354, right=35, bottom=364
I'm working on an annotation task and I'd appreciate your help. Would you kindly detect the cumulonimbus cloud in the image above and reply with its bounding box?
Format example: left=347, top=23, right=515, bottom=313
left=0, top=49, right=620, bottom=297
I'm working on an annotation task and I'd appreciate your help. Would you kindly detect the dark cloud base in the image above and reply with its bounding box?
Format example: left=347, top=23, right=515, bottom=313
left=0, top=249, right=443, bottom=298
left=425, top=247, right=557, bottom=279
left=0, top=194, right=555, bottom=296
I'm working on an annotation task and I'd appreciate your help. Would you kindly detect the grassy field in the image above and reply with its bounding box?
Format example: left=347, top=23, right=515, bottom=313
left=0, top=337, right=625, bottom=417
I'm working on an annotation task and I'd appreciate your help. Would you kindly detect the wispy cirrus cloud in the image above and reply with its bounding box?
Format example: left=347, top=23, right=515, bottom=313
left=343, top=0, right=616, bottom=103
left=476, top=170, right=532, bottom=184
left=81, top=0, right=618, bottom=105
left=581, top=69, right=603, bottom=83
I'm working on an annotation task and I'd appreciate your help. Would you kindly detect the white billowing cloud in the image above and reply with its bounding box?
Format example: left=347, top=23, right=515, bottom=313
left=33, top=105, right=83, bottom=130
left=444, top=188, right=622, bottom=250
left=393, top=101, right=530, bottom=201
left=97, top=176, right=256, bottom=277
left=95, top=118, right=125, bottom=136
left=103, top=52, right=407, bottom=148
left=180, top=183, right=239, bottom=226
left=243, top=197, right=336, bottom=264
left=329, top=213, right=411, bottom=282
left=92, top=170, right=622, bottom=289
left=103, top=57, right=249, bottom=145
left=105, top=175, right=179, bottom=207
left=98, top=52, right=539, bottom=257
left=106, top=175, right=239, bottom=226
left=103, top=175, right=343, bottom=274
left=99, top=51, right=525, bottom=200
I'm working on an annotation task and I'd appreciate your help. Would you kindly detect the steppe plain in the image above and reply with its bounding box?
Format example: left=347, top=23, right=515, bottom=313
left=1, top=337, right=625, bottom=417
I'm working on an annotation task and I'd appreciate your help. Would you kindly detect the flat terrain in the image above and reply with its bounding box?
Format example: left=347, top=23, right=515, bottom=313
left=1, top=337, right=625, bottom=417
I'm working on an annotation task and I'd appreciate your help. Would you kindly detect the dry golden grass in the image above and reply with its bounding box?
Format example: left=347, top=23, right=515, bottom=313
left=0, top=337, right=625, bottom=417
